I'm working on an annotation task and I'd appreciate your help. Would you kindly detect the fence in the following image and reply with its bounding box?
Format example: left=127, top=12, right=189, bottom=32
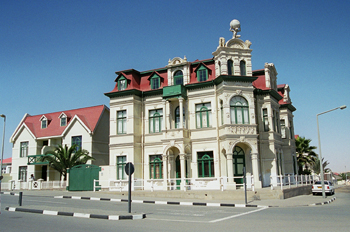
left=93, top=176, right=256, bottom=192
left=270, top=174, right=319, bottom=190
left=1, top=180, right=66, bottom=191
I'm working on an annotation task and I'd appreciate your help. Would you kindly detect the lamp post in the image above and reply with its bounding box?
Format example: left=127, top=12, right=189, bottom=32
left=0, top=114, right=6, bottom=215
left=0, top=114, right=6, bottom=180
left=317, top=105, right=346, bottom=198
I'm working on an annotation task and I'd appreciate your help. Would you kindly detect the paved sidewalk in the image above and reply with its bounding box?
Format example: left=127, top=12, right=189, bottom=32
left=4, top=190, right=336, bottom=207
left=1, top=188, right=338, bottom=220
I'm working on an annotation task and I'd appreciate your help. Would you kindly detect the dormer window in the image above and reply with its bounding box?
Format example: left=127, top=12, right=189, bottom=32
left=59, top=113, right=68, bottom=127
left=61, top=116, right=67, bottom=127
left=40, top=116, right=48, bottom=129
left=151, top=74, right=160, bottom=90
left=118, top=76, right=127, bottom=91
left=42, top=119, right=47, bottom=129
left=197, top=65, right=208, bottom=82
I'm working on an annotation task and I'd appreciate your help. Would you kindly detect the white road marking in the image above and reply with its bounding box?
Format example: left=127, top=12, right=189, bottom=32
left=210, top=207, right=268, bottom=223
left=26, top=200, right=67, bottom=204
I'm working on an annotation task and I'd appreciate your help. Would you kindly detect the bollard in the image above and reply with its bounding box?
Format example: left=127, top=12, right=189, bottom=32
left=18, top=192, right=23, bottom=206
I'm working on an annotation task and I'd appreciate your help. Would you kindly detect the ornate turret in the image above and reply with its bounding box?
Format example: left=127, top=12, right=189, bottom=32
left=212, top=19, right=253, bottom=77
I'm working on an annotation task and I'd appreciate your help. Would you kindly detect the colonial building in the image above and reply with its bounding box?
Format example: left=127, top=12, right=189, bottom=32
left=105, top=20, right=297, bottom=190
left=10, top=105, right=110, bottom=183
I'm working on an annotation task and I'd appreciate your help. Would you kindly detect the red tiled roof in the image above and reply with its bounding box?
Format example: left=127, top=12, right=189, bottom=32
left=0, top=157, right=11, bottom=164
left=14, top=105, right=107, bottom=139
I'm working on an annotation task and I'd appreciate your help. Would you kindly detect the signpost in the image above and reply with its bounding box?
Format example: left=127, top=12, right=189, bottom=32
left=125, top=162, right=134, bottom=213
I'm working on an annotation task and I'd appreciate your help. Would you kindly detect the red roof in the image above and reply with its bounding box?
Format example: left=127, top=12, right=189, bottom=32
left=13, top=105, right=107, bottom=139
left=0, top=157, right=11, bottom=164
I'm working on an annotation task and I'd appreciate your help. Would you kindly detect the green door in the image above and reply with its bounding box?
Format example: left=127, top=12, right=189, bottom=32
left=233, top=146, right=245, bottom=184
left=176, top=156, right=181, bottom=190
left=68, top=164, right=101, bottom=191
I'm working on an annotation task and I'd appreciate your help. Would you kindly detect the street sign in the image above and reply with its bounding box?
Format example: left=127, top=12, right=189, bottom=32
left=124, top=162, right=134, bottom=213
left=125, top=162, right=134, bottom=176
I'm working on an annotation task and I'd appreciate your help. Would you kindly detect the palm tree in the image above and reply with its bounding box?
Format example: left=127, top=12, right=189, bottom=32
left=311, top=157, right=331, bottom=174
left=295, top=136, right=318, bottom=174
left=41, top=144, right=95, bottom=181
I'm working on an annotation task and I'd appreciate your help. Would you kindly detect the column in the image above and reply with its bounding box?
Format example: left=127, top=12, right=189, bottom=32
left=179, top=97, right=184, bottom=129
left=251, top=153, right=262, bottom=188
left=226, top=153, right=235, bottom=189
left=162, top=154, right=168, bottom=190
left=162, top=100, right=170, bottom=131
left=180, top=154, right=186, bottom=190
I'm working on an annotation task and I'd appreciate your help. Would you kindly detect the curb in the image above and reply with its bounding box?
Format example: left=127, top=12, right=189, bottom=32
left=54, top=195, right=267, bottom=208
left=5, top=207, right=146, bottom=220
left=309, top=197, right=336, bottom=206
left=1, top=191, right=20, bottom=196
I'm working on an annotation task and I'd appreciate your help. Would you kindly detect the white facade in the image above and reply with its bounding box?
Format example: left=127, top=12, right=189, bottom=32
left=104, top=20, right=297, bottom=190
left=10, top=105, right=110, bottom=184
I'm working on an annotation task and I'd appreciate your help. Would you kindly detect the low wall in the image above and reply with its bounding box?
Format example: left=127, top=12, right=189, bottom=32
left=283, top=185, right=312, bottom=199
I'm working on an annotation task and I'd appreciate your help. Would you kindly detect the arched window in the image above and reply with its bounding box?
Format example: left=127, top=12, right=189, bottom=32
left=197, top=65, right=208, bottom=82
left=218, top=61, right=221, bottom=75
left=232, top=146, right=245, bottom=182
left=240, top=60, right=246, bottom=76
left=174, top=70, right=183, bottom=85
left=195, top=103, right=212, bottom=128
left=197, top=152, right=214, bottom=177
left=150, top=155, right=162, bottom=179
left=230, top=96, right=249, bottom=124
left=175, top=106, right=185, bottom=128
left=118, top=76, right=127, bottom=91
left=149, top=109, right=163, bottom=133
left=227, top=59, right=233, bottom=75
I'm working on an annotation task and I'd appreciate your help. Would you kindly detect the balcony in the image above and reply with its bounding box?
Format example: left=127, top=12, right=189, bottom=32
left=27, top=155, right=49, bottom=165
left=163, top=85, right=187, bottom=100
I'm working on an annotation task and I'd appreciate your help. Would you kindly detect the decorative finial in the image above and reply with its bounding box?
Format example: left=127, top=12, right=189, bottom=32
left=230, top=19, right=241, bottom=39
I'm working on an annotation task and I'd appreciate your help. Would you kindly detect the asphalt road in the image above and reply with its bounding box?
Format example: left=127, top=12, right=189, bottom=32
left=1, top=187, right=350, bottom=232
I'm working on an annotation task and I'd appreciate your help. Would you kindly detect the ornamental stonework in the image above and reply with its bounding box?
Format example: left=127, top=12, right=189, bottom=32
left=226, top=125, right=256, bottom=134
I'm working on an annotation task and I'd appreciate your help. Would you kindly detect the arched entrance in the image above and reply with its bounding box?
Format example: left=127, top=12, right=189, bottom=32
left=233, top=146, right=245, bottom=184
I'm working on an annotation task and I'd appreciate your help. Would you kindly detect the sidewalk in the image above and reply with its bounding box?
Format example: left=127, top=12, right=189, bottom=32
left=1, top=188, right=338, bottom=220
left=1, top=190, right=335, bottom=207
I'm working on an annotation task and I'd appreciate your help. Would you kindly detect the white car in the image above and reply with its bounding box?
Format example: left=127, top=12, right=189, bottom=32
left=312, top=181, right=334, bottom=195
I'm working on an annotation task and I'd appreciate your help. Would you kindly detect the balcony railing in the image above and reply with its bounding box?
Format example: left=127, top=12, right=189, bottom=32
left=27, top=154, right=49, bottom=165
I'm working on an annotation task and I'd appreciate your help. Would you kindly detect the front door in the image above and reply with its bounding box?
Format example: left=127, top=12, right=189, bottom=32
left=176, top=156, right=181, bottom=190
left=41, top=165, right=47, bottom=181
left=233, top=146, right=245, bottom=184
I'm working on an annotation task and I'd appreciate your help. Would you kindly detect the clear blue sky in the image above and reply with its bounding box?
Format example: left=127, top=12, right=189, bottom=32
left=1, top=0, right=349, bottom=172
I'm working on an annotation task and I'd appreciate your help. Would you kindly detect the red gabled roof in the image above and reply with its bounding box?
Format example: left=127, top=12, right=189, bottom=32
left=14, top=105, right=107, bottom=139
left=0, top=157, right=11, bottom=164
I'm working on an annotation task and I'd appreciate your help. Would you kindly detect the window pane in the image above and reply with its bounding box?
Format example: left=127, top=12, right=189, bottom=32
left=243, top=108, right=249, bottom=124
left=236, top=107, right=243, bottom=124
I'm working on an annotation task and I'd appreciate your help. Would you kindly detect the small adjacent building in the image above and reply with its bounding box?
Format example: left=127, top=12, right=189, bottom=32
left=10, top=105, right=110, bottom=182
left=1, top=157, right=12, bottom=174
left=104, top=20, right=297, bottom=190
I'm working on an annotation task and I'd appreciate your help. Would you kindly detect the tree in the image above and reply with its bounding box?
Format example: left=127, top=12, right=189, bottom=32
left=295, top=136, right=318, bottom=174
left=311, top=157, right=331, bottom=174
left=41, top=144, right=95, bottom=181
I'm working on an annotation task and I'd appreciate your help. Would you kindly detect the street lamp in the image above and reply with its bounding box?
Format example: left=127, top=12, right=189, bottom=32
left=317, top=105, right=346, bottom=198
left=0, top=114, right=6, bottom=197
